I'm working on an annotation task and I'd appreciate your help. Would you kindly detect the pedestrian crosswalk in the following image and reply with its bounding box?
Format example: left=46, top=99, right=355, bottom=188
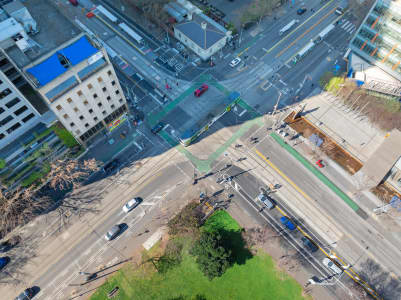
left=340, top=20, right=356, bottom=34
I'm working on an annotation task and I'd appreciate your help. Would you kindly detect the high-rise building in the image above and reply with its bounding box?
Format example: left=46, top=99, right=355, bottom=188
left=24, top=33, right=128, bottom=145
left=348, top=0, right=401, bottom=96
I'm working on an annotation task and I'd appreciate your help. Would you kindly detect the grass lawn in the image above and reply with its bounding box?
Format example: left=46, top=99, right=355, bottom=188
left=90, top=211, right=308, bottom=300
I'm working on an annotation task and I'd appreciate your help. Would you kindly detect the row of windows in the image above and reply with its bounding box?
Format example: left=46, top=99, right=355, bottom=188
left=56, top=90, right=120, bottom=111
left=62, top=98, right=124, bottom=121
left=0, top=107, right=34, bottom=127
left=0, top=112, right=35, bottom=139
left=87, top=79, right=116, bottom=90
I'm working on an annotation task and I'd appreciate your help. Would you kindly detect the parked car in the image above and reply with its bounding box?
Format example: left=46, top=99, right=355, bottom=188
left=301, top=236, right=318, bottom=252
left=103, top=159, right=119, bottom=174
left=277, top=130, right=288, bottom=137
left=280, top=216, right=296, bottom=230
left=123, top=197, right=141, bottom=213
left=194, top=84, right=208, bottom=97
left=297, top=7, right=307, bottom=15
left=105, top=225, right=121, bottom=241
left=151, top=122, right=165, bottom=134
left=0, top=256, right=9, bottom=270
left=229, top=57, right=241, bottom=67
left=0, top=241, right=11, bottom=253
left=322, top=257, right=343, bottom=274
left=15, top=288, right=34, bottom=300
left=316, top=159, right=324, bottom=168
left=257, top=193, right=275, bottom=209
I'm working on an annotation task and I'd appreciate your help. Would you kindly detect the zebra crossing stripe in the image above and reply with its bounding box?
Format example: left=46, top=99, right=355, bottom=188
left=341, top=20, right=350, bottom=29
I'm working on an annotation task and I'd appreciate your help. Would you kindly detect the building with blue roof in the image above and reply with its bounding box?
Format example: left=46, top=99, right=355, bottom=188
left=24, top=33, right=128, bottom=145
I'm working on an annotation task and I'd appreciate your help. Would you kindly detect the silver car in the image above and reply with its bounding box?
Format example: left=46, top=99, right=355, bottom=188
left=105, top=225, right=121, bottom=241
left=323, top=258, right=343, bottom=274
left=257, top=193, right=275, bottom=209
left=122, top=197, right=140, bottom=213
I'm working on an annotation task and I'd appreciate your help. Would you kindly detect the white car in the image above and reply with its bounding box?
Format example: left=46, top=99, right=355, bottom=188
left=229, top=57, right=241, bottom=67
left=122, top=197, right=141, bottom=213
left=322, top=258, right=342, bottom=274
left=277, top=129, right=288, bottom=137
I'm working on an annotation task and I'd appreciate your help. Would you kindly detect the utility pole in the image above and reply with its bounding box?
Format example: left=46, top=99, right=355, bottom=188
left=238, top=27, right=244, bottom=47
left=272, top=91, right=282, bottom=129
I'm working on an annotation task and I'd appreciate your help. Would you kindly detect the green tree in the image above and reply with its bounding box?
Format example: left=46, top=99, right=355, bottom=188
left=190, top=232, right=231, bottom=280
left=167, top=201, right=203, bottom=235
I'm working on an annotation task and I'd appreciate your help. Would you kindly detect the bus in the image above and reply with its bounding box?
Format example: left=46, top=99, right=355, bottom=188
left=96, top=5, right=118, bottom=23
left=314, top=24, right=335, bottom=43
left=118, top=23, right=144, bottom=45
left=292, top=41, right=316, bottom=64
left=279, top=19, right=299, bottom=36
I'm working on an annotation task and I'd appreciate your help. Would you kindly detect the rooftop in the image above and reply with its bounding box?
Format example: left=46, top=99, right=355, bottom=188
left=175, top=13, right=226, bottom=50
left=5, top=0, right=80, bottom=68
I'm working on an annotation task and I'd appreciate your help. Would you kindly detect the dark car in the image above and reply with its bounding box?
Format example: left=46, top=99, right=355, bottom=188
left=15, top=288, right=34, bottom=300
left=0, top=241, right=11, bottom=253
left=105, top=225, right=121, bottom=241
left=151, top=122, right=165, bottom=134
left=68, top=0, right=78, bottom=6
left=297, top=7, right=307, bottom=15
left=301, top=236, right=318, bottom=252
left=280, top=216, right=296, bottom=231
left=103, top=159, right=119, bottom=174
left=0, top=256, right=9, bottom=270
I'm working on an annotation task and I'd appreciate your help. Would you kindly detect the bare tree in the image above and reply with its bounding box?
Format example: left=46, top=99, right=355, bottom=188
left=46, top=158, right=99, bottom=191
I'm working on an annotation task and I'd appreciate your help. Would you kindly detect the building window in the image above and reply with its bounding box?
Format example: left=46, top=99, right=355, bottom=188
left=83, top=100, right=89, bottom=105
left=0, top=115, right=13, bottom=126
left=56, top=105, right=62, bottom=110
left=106, top=96, right=111, bottom=101
left=115, top=90, right=120, bottom=95
left=111, top=104, right=115, bottom=109
left=89, top=109, right=94, bottom=114
left=76, top=129, right=81, bottom=135
left=111, top=80, right=116, bottom=86
left=102, top=110, right=106, bottom=115
left=85, top=123, right=89, bottom=128
left=22, top=113, right=35, bottom=123
left=0, top=107, right=4, bottom=114
left=67, top=98, right=72, bottom=103
left=97, top=77, right=103, bottom=82
left=119, top=98, right=123, bottom=103
left=93, top=94, right=98, bottom=99
left=107, top=70, right=112, bottom=76
left=6, top=122, right=21, bottom=134
left=0, top=88, right=11, bottom=99
left=63, top=114, right=69, bottom=119
left=70, top=122, right=75, bottom=127
left=102, top=87, right=107, bottom=92
left=97, top=103, right=102, bottom=107
left=0, top=133, right=4, bottom=140
left=79, top=115, right=84, bottom=120
left=5, top=98, right=20, bottom=108
left=87, top=83, right=93, bottom=89
left=178, top=33, right=181, bottom=38
left=73, top=107, right=79, bottom=112
left=14, top=106, right=28, bottom=116
left=94, top=116, right=98, bottom=122
left=77, top=90, right=83, bottom=96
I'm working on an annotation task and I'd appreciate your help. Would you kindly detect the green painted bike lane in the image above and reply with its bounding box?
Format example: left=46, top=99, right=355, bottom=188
left=270, top=132, right=360, bottom=212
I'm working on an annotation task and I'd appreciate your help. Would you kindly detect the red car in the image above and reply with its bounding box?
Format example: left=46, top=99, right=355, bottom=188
left=316, top=160, right=324, bottom=168
left=194, top=84, right=208, bottom=97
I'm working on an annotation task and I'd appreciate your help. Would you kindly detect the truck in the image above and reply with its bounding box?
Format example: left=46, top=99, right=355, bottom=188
left=335, top=0, right=348, bottom=15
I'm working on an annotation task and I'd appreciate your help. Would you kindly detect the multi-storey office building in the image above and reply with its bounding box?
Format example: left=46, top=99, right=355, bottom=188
left=24, top=34, right=128, bottom=146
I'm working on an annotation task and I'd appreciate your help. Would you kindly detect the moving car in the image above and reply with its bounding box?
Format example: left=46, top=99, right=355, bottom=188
left=280, top=216, right=296, bottom=230
left=0, top=256, right=9, bottom=270
left=257, top=193, right=275, bottom=209
left=301, top=236, right=318, bottom=252
left=123, top=197, right=141, bottom=213
left=0, top=241, right=11, bottom=253
left=105, top=225, right=121, bottom=241
left=194, top=84, right=208, bottom=97
left=229, top=57, right=241, bottom=67
left=15, top=288, right=34, bottom=300
left=103, top=159, right=119, bottom=174
left=323, top=257, right=343, bottom=274
left=297, top=7, right=307, bottom=15
left=151, top=122, right=165, bottom=134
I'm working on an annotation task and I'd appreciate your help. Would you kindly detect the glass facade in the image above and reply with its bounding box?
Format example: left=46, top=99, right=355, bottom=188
left=350, top=0, right=401, bottom=81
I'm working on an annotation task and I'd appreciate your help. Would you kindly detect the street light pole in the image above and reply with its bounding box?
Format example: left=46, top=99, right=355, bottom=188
left=272, top=91, right=282, bottom=129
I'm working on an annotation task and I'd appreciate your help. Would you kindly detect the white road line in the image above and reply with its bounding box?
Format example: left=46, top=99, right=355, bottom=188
left=341, top=20, right=350, bottom=29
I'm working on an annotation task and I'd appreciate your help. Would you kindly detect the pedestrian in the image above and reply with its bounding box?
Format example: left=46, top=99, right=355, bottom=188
left=176, top=81, right=179, bottom=86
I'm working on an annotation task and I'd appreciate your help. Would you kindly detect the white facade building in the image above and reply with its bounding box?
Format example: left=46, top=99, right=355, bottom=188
left=0, top=69, right=40, bottom=149
left=24, top=34, right=128, bottom=145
